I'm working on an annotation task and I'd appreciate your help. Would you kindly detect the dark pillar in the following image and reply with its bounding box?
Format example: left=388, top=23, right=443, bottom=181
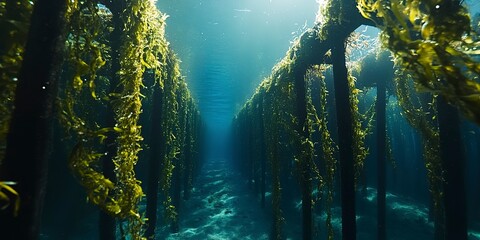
left=332, top=41, right=356, bottom=240
left=270, top=108, right=282, bottom=240
left=171, top=156, right=182, bottom=233
left=183, top=110, right=192, bottom=201
left=259, top=96, right=267, bottom=208
left=145, top=86, right=164, bottom=238
left=248, top=116, right=254, bottom=189
left=293, top=63, right=312, bottom=240
left=0, top=0, right=67, bottom=238
left=437, top=96, right=467, bottom=240
left=376, top=75, right=386, bottom=240
left=99, top=2, right=127, bottom=238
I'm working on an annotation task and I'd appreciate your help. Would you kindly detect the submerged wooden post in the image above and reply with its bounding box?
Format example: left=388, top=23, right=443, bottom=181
left=145, top=86, right=164, bottom=238
left=100, top=70, right=117, bottom=239
left=437, top=97, right=467, bottom=240
left=248, top=114, right=254, bottom=189
left=0, top=0, right=67, bottom=238
left=100, top=114, right=117, bottom=240
left=183, top=106, right=192, bottom=200
left=171, top=91, right=186, bottom=233
left=286, top=18, right=360, bottom=239
left=332, top=40, right=356, bottom=240
left=99, top=2, right=127, bottom=238
left=253, top=104, right=260, bottom=197
left=259, top=95, right=267, bottom=209
left=266, top=91, right=283, bottom=240
left=376, top=72, right=387, bottom=240
left=171, top=154, right=182, bottom=233
left=292, top=57, right=313, bottom=240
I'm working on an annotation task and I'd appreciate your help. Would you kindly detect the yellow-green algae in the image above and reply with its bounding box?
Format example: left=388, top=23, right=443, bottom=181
left=0, top=181, right=20, bottom=217
left=59, top=0, right=198, bottom=238
left=160, top=50, right=182, bottom=224
left=0, top=0, right=33, bottom=165
left=354, top=0, right=480, bottom=223
left=233, top=39, right=349, bottom=238
left=0, top=0, right=34, bottom=218
left=357, top=0, right=480, bottom=124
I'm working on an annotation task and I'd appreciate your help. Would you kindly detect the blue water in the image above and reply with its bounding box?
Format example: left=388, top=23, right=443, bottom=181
left=33, top=1, right=480, bottom=239
left=157, top=0, right=317, bottom=131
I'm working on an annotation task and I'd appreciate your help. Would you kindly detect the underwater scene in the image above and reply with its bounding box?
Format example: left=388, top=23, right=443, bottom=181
left=2, top=0, right=480, bottom=239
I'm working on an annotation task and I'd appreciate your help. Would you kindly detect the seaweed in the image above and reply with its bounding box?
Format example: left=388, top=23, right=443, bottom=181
left=0, top=0, right=33, bottom=165
left=306, top=66, right=337, bottom=240
left=57, top=0, right=198, bottom=238
left=0, top=181, right=20, bottom=217
left=0, top=1, right=33, bottom=218
left=357, top=0, right=480, bottom=124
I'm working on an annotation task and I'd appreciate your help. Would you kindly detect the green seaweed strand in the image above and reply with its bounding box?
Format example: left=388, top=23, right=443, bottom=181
left=345, top=70, right=376, bottom=184
left=60, top=0, right=170, bottom=239
left=357, top=0, right=480, bottom=124
left=0, top=0, right=34, bottom=164
left=308, top=66, right=337, bottom=240
left=394, top=71, right=443, bottom=222
left=161, top=51, right=181, bottom=224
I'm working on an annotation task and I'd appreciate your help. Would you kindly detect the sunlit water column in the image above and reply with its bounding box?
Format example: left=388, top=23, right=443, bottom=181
left=195, top=37, right=235, bottom=160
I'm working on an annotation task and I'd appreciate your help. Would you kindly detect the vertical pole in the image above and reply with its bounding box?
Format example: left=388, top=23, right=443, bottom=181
left=100, top=81, right=117, bottom=239
left=0, top=0, right=67, bottom=239
left=253, top=107, right=259, bottom=196
left=267, top=92, right=282, bottom=240
left=171, top=92, right=185, bottom=233
left=437, top=97, right=467, bottom=240
left=376, top=76, right=386, bottom=240
left=248, top=115, right=254, bottom=189
left=293, top=62, right=312, bottom=240
left=183, top=107, right=192, bottom=201
left=171, top=155, right=181, bottom=233
left=145, top=86, right=164, bottom=238
left=332, top=41, right=356, bottom=240
left=259, top=96, right=267, bottom=208
left=99, top=2, right=127, bottom=238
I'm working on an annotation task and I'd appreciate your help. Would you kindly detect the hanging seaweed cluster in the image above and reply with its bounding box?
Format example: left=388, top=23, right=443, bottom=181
left=354, top=0, right=479, bottom=225
left=394, top=70, right=443, bottom=219
left=231, top=4, right=381, bottom=234
left=57, top=0, right=201, bottom=239
left=307, top=61, right=375, bottom=239
left=151, top=50, right=202, bottom=232
left=347, top=71, right=376, bottom=182
left=0, top=0, right=34, bottom=218
left=59, top=1, right=156, bottom=238
left=59, top=0, right=113, bottom=218
left=181, top=97, right=202, bottom=203
left=0, top=1, right=34, bottom=165
left=232, top=38, right=349, bottom=238
left=261, top=83, right=284, bottom=240
left=356, top=0, right=480, bottom=124
left=160, top=51, right=182, bottom=224
left=233, top=58, right=300, bottom=239
left=356, top=50, right=398, bottom=169
left=306, top=66, right=337, bottom=240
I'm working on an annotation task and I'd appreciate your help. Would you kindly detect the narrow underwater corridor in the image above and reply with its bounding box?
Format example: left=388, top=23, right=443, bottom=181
left=158, top=157, right=271, bottom=239
left=2, top=0, right=480, bottom=240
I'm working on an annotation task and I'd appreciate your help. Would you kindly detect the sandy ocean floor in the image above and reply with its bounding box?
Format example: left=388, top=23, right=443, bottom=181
left=39, top=157, right=480, bottom=240
left=158, top=157, right=270, bottom=240
left=158, top=157, right=480, bottom=240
